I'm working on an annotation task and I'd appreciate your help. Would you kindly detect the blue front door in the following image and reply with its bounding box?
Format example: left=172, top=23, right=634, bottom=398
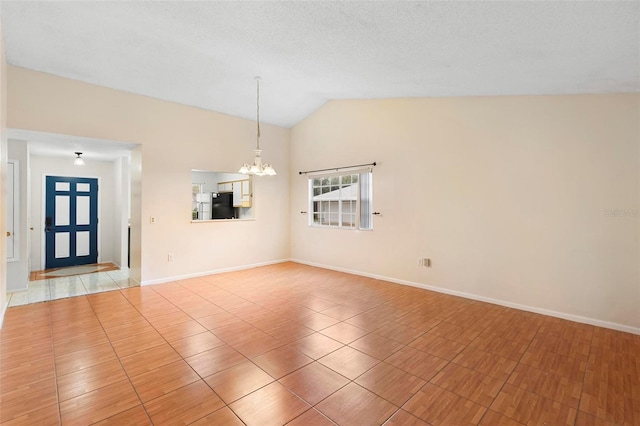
left=45, top=176, right=99, bottom=269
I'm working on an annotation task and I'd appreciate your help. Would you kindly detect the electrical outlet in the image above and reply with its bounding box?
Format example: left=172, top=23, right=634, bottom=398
left=418, top=258, right=432, bottom=267
left=150, top=216, right=156, bottom=224
left=168, top=253, right=174, bottom=262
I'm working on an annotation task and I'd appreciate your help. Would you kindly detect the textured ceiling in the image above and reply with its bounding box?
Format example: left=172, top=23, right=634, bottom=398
left=1, top=1, right=638, bottom=128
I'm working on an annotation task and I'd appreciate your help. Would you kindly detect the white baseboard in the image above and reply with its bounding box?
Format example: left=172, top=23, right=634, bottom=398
left=290, top=258, right=640, bottom=336
left=141, top=259, right=290, bottom=286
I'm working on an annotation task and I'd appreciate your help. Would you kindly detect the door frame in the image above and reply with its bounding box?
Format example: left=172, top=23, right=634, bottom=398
left=41, top=173, right=101, bottom=270
left=7, top=159, right=19, bottom=262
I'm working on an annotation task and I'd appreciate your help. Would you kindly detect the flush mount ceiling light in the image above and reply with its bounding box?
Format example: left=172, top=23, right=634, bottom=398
left=73, top=152, right=85, bottom=166
left=239, top=76, right=276, bottom=176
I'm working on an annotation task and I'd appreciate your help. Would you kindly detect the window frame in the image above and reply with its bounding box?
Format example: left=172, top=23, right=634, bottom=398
left=307, top=169, right=373, bottom=231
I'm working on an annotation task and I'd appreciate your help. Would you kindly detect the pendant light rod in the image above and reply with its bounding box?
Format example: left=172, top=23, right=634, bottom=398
left=298, top=162, right=377, bottom=175
left=256, top=76, right=260, bottom=150
left=238, top=76, right=276, bottom=176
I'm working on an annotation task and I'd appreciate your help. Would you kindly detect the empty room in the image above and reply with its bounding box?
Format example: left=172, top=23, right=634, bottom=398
left=0, top=2, right=638, bottom=425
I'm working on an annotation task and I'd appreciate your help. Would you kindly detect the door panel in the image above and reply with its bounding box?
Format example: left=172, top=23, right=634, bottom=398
left=55, top=232, right=70, bottom=258
left=45, top=176, right=98, bottom=268
left=76, top=231, right=90, bottom=256
left=55, top=195, right=70, bottom=225
left=76, top=196, right=91, bottom=224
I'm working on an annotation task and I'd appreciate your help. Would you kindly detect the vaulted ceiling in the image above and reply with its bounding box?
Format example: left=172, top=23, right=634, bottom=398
left=1, top=1, right=638, bottom=128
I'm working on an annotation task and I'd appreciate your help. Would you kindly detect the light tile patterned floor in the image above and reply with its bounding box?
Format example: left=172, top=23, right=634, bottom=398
left=7, top=267, right=136, bottom=307
left=1, top=262, right=638, bottom=425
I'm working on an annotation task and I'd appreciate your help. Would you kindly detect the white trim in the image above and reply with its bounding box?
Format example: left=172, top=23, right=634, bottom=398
left=0, top=299, right=8, bottom=329
left=40, top=173, right=45, bottom=270
left=7, top=160, right=19, bottom=262
left=290, top=258, right=640, bottom=336
left=141, top=259, right=289, bottom=286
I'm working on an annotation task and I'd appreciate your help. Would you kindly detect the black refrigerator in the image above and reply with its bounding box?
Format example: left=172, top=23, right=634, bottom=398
left=211, top=192, right=235, bottom=219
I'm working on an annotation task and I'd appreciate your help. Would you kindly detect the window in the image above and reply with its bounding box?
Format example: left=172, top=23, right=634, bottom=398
left=309, top=170, right=373, bottom=230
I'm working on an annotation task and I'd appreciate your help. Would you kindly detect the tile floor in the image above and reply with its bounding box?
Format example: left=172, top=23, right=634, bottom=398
left=1, top=262, right=639, bottom=425
left=7, top=267, right=136, bottom=307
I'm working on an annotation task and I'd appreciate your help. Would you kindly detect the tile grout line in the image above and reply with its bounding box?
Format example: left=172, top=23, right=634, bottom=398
left=142, top=279, right=391, bottom=424
left=119, top=285, right=224, bottom=421
left=317, top=315, right=434, bottom=425
left=46, top=302, right=63, bottom=426
left=174, top=279, right=340, bottom=424
left=121, top=282, right=241, bottom=423
left=84, top=289, right=155, bottom=425
left=388, top=312, right=465, bottom=420
left=392, top=311, right=532, bottom=425
left=15, top=267, right=133, bottom=423
left=574, top=327, right=595, bottom=426
left=476, top=317, right=542, bottom=425
left=397, top=342, right=455, bottom=421
left=342, top=325, right=404, bottom=424
left=183, top=282, right=342, bottom=423
left=352, top=309, right=433, bottom=423
left=323, top=308, right=462, bottom=424
left=313, top=325, right=391, bottom=423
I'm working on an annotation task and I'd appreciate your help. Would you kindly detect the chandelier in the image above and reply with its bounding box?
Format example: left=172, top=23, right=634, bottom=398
left=239, top=76, right=277, bottom=176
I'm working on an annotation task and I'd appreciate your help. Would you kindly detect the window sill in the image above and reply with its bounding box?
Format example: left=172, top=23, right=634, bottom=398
left=309, top=225, right=372, bottom=231
left=191, top=218, right=255, bottom=223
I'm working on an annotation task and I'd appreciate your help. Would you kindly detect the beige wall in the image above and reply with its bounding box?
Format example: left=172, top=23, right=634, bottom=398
left=8, top=66, right=290, bottom=284
left=290, top=95, right=640, bottom=331
left=0, top=23, right=7, bottom=324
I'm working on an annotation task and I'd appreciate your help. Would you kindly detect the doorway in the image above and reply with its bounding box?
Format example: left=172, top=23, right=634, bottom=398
left=44, top=176, right=99, bottom=269
left=3, top=130, right=141, bottom=303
